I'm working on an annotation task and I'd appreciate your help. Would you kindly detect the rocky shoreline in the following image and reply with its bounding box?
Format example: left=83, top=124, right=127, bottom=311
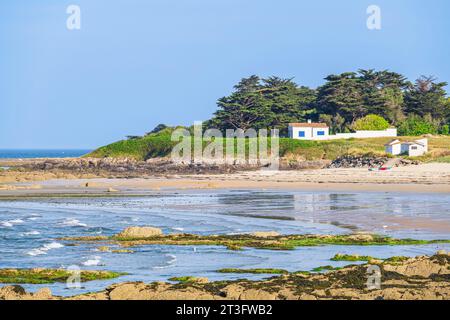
left=1, top=253, right=448, bottom=300
left=1, top=155, right=406, bottom=178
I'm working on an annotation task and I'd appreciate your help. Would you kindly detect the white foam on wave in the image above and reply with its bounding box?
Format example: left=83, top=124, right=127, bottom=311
left=9, top=219, right=24, bottom=224
left=172, top=227, right=184, bottom=231
left=1, top=218, right=25, bottom=227
left=152, top=254, right=177, bottom=270
left=61, top=218, right=87, bottom=227
left=27, top=248, right=47, bottom=256
left=1, top=221, right=13, bottom=227
left=166, top=254, right=177, bottom=264
left=82, top=256, right=102, bottom=266
left=23, top=230, right=41, bottom=236
left=43, top=242, right=64, bottom=250
left=26, top=241, right=64, bottom=256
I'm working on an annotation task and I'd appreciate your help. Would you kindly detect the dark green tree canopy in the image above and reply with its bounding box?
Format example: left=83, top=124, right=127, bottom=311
left=209, top=75, right=316, bottom=133
left=206, top=71, right=449, bottom=136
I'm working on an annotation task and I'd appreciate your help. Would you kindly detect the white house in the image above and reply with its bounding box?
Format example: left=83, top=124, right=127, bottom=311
left=288, top=120, right=397, bottom=140
left=288, top=120, right=329, bottom=140
left=385, top=138, right=428, bottom=156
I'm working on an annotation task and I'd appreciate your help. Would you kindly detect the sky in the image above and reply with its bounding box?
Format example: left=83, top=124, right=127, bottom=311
left=1, top=0, right=449, bottom=149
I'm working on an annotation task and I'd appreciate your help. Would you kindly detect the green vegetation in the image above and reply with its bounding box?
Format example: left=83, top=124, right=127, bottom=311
left=217, top=268, right=288, bottom=274
left=168, top=276, right=199, bottom=283
left=330, top=254, right=411, bottom=264
left=331, top=254, right=375, bottom=262
left=352, top=114, right=390, bottom=131
left=384, top=256, right=410, bottom=264
left=87, top=70, right=450, bottom=162
left=398, top=115, right=438, bottom=136
left=311, top=265, right=342, bottom=272
left=86, top=128, right=450, bottom=162
left=0, top=268, right=125, bottom=284
left=61, top=233, right=450, bottom=251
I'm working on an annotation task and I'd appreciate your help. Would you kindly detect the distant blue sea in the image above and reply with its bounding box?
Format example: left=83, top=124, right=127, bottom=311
left=0, top=149, right=91, bottom=159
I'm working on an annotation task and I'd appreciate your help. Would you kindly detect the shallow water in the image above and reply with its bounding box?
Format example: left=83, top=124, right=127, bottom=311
left=0, top=190, right=449, bottom=296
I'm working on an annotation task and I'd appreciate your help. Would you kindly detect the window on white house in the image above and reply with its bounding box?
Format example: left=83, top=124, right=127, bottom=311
left=298, top=131, right=305, bottom=137
left=317, top=131, right=325, bottom=136
left=411, top=146, right=418, bottom=150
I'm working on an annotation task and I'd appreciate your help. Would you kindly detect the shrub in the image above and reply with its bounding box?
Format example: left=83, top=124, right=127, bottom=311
left=398, top=115, right=438, bottom=136
left=353, top=114, right=390, bottom=131
left=440, top=124, right=449, bottom=135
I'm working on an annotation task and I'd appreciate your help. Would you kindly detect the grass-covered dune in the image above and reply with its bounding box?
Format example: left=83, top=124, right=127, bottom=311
left=86, top=127, right=450, bottom=162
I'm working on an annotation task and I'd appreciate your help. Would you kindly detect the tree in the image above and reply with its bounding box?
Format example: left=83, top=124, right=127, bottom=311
left=316, top=72, right=366, bottom=129
left=398, top=115, right=437, bottom=136
left=259, top=76, right=316, bottom=133
left=145, top=124, right=168, bottom=136
left=359, top=69, right=409, bottom=124
left=404, top=76, right=448, bottom=121
left=210, top=75, right=268, bottom=131
left=209, top=75, right=316, bottom=134
left=353, top=114, right=390, bottom=131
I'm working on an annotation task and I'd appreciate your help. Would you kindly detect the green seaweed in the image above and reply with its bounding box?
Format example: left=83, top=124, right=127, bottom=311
left=61, top=233, right=450, bottom=251
left=0, top=268, right=126, bottom=284
left=312, top=265, right=342, bottom=272
left=331, top=254, right=375, bottom=262
left=217, top=268, right=289, bottom=274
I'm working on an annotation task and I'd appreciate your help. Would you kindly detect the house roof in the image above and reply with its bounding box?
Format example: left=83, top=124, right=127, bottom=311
left=402, top=141, right=426, bottom=147
left=289, top=122, right=328, bottom=128
left=384, top=139, right=401, bottom=146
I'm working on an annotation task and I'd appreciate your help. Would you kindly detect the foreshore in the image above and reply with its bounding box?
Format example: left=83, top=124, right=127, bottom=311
left=1, top=158, right=449, bottom=300
left=1, top=252, right=449, bottom=300
left=1, top=161, right=449, bottom=197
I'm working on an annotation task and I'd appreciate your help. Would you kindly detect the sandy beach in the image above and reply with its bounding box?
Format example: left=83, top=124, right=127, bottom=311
left=1, top=163, right=449, bottom=197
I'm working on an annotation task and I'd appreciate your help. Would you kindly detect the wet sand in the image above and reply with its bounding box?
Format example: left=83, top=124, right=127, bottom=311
left=0, top=163, right=449, bottom=197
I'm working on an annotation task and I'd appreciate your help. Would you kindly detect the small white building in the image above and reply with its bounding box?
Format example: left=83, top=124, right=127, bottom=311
left=384, top=139, right=402, bottom=155
left=288, top=120, right=397, bottom=140
left=288, top=121, right=329, bottom=140
left=385, top=138, right=428, bottom=157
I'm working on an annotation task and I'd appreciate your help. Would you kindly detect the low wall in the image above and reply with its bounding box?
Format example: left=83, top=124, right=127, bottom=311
left=310, top=128, right=397, bottom=140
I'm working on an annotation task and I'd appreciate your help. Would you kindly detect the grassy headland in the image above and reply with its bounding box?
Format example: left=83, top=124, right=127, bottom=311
left=86, top=127, right=450, bottom=163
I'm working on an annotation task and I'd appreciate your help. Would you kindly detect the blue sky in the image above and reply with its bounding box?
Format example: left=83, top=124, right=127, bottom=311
left=1, top=0, right=449, bottom=149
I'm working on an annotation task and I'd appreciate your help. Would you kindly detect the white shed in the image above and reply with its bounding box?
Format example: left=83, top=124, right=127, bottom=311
left=384, top=139, right=402, bottom=155
left=385, top=138, right=428, bottom=157
left=400, top=139, right=428, bottom=157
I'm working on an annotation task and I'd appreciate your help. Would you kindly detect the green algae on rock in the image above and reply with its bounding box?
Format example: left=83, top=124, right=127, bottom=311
left=217, top=268, right=289, bottom=274
left=311, top=265, right=342, bottom=272
left=331, top=254, right=376, bottom=262
left=60, top=230, right=450, bottom=251
left=0, top=268, right=126, bottom=284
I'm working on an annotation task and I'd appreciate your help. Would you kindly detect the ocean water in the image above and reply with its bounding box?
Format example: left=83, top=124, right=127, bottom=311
left=0, top=190, right=449, bottom=296
left=0, top=149, right=91, bottom=159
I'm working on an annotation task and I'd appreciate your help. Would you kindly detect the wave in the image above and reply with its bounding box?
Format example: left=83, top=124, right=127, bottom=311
left=1, top=221, right=13, bottom=228
left=60, top=218, right=88, bottom=228
left=166, top=254, right=177, bottom=264
left=152, top=254, right=177, bottom=270
left=26, top=241, right=64, bottom=256
left=23, top=230, right=41, bottom=236
left=1, top=219, right=25, bottom=227
left=82, top=256, right=102, bottom=266
left=9, top=219, right=24, bottom=224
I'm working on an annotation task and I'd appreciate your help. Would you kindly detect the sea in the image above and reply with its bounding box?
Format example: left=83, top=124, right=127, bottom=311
left=0, top=149, right=91, bottom=159
left=0, top=190, right=449, bottom=296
